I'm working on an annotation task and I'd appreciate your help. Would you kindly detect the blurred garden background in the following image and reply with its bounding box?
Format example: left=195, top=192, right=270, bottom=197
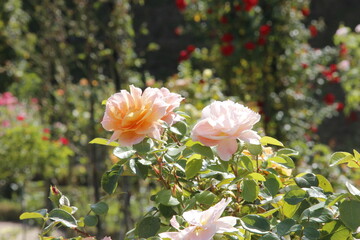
left=1, top=0, right=360, bottom=239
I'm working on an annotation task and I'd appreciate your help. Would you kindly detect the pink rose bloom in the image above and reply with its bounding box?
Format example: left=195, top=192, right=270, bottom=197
left=159, top=198, right=237, bottom=240
left=101, top=85, right=183, bottom=146
left=191, top=100, right=261, bottom=161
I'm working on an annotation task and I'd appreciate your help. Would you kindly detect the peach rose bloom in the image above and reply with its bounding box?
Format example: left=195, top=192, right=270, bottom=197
left=101, top=85, right=183, bottom=146
left=191, top=100, right=261, bottom=161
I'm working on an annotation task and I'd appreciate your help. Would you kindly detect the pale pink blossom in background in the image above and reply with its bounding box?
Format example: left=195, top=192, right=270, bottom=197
left=1, top=120, right=10, bottom=127
left=159, top=198, right=237, bottom=240
left=101, top=85, right=183, bottom=146
left=355, top=24, right=360, bottom=33
left=338, top=60, right=350, bottom=71
left=191, top=100, right=261, bottom=161
left=335, top=27, right=349, bottom=36
left=0, top=92, right=18, bottom=106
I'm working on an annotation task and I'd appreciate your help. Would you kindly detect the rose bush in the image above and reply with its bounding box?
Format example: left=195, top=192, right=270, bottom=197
left=20, top=86, right=360, bottom=240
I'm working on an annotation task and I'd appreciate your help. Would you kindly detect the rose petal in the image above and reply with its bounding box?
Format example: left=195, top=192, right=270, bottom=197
left=216, top=139, right=238, bottom=161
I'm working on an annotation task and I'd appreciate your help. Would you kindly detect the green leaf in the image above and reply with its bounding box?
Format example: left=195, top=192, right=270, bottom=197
left=101, top=163, right=123, bottom=194
left=133, top=138, right=153, bottom=153
left=84, top=215, right=98, bottom=227
left=20, top=209, right=47, bottom=220
left=354, top=150, right=360, bottom=161
left=185, top=154, right=203, bottom=179
left=247, top=173, right=266, bottom=181
left=242, top=180, right=259, bottom=202
left=276, top=218, right=297, bottom=236
left=339, top=199, right=360, bottom=231
left=329, top=152, right=353, bottom=167
left=59, top=195, right=70, bottom=206
left=195, top=191, right=216, bottom=205
left=191, top=143, right=214, bottom=159
left=170, top=121, right=187, bottom=137
left=345, top=181, right=360, bottom=199
left=259, top=233, right=280, bottom=240
left=89, top=138, right=119, bottom=147
left=247, top=144, right=262, bottom=155
left=241, top=214, right=270, bottom=234
left=284, top=188, right=308, bottom=205
left=137, top=216, right=161, bottom=238
left=48, top=208, right=77, bottom=228
left=264, top=175, right=281, bottom=197
left=269, top=156, right=295, bottom=169
left=282, top=202, right=300, bottom=218
left=91, top=202, right=109, bottom=215
left=317, top=174, right=334, bottom=193
left=159, top=204, right=176, bottom=219
left=304, top=227, right=320, bottom=240
left=320, top=221, right=352, bottom=240
left=295, top=173, right=319, bottom=188
left=156, top=190, right=180, bottom=206
left=276, top=148, right=299, bottom=156
left=300, top=205, right=333, bottom=223
left=239, top=155, right=254, bottom=172
left=260, top=136, right=284, bottom=147
left=113, top=147, right=136, bottom=159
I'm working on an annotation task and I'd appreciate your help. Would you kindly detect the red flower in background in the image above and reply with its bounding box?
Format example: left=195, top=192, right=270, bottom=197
left=244, top=0, right=258, bottom=11
left=221, top=44, right=235, bottom=56
left=16, top=115, right=25, bottom=121
left=178, top=50, right=189, bottom=62
left=331, top=76, right=340, bottom=83
left=221, top=33, right=234, bottom=42
left=59, top=137, right=70, bottom=145
left=176, top=0, right=187, bottom=11
left=323, top=93, right=335, bottom=105
left=310, top=125, right=318, bottom=133
left=220, top=16, right=228, bottom=24
left=174, top=26, right=183, bottom=36
left=257, top=36, right=266, bottom=45
left=259, top=24, right=271, bottom=36
left=187, top=44, right=196, bottom=53
left=301, top=8, right=310, bottom=17
left=43, top=128, right=50, bottom=134
left=301, top=63, right=309, bottom=69
left=234, top=4, right=242, bottom=12
left=309, top=25, right=318, bottom=37
left=244, top=42, right=256, bottom=50
left=329, top=64, right=337, bottom=72
left=340, top=44, right=348, bottom=56
left=336, top=102, right=344, bottom=112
